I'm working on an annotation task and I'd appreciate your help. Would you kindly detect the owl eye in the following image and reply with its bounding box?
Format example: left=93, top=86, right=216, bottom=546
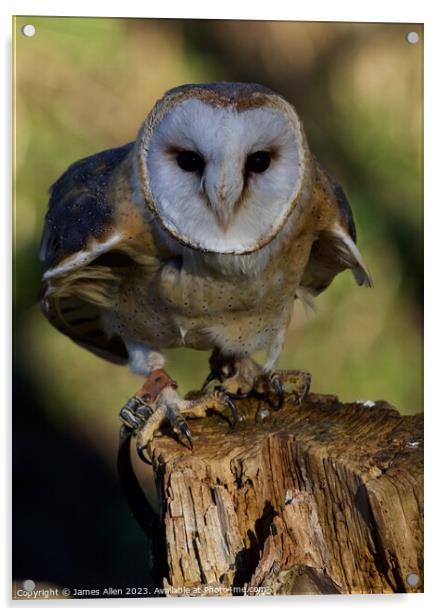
left=246, top=151, right=271, bottom=174
left=176, top=150, right=205, bottom=173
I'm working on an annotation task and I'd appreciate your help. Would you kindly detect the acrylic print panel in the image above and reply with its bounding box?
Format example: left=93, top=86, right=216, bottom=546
left=13, top=16, right=423, bottom=598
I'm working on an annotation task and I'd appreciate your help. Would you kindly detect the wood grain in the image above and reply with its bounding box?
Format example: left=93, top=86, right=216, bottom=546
left=147, top=393, right=423, bottom=596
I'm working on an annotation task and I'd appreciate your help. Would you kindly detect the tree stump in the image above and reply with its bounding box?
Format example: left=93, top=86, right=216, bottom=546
left=147, top=392, right=423, bottom=596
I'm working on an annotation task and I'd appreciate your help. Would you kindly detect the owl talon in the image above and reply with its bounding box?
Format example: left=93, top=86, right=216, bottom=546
left=180, top=423, right=193, bottom=450
left=221, top=392, right=241, bottom=425
left=136, top=440, right=153, bottom=465
left=182, top=389, right=241, bottom=426
left=201, top=369, right=221, bottom=392
left=169, top=408, right=193, bottom=450
left=253, top=369, right=311, bottom=409
left=126, top=379, right=247, bottom=462
left=268, top=376, right=284, bottom=410
left=290, top=375, right=311, bottom=405
left=133, top=401, right=193, bottom=464
left=272, top=369, right=311, bottom=405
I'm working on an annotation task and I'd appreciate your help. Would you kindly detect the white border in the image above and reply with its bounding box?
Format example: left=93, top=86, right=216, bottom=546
left=2, top=1, right=438, bottom=614
left=0, top=0, right=428, bottom=21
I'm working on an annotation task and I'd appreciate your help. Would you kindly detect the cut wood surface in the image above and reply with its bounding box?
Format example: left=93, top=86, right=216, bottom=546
left=147, top=392, right=423, bottom=596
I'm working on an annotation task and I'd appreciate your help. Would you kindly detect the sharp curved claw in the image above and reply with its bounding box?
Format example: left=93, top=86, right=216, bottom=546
left=303, top=375, right=312, bottom=400
left=202, top=369, right=219, bottom=392
left=180, top=423, right=193, bottom=451
left=136, top=443, right=153, bottom=465
left=292, top=379, right=311, bottom=405
left=299, top=382, right=310, bottom=404
left=269, top=376, right=284, bottom=410
left=225, top=395, right=240, bottom=425
left=167, top=408, right=193, bottom=451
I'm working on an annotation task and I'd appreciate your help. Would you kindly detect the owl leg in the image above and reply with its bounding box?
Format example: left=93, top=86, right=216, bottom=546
left=254, top=369, right=311, bottom=409
left=203, top=350, right=260, bottom=398
left=203, top=348, right=311, bottom=410
left=252, top=328, right=311, bottom=409
left=120, top=346, right=239, bottom=463
left=122, top=383, right=239, bottom=464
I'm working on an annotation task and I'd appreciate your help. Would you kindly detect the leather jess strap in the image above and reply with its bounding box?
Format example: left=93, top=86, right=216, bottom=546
left=135, top=369, right=177, bottom=404
left=118, top=369, right=177, bottom=549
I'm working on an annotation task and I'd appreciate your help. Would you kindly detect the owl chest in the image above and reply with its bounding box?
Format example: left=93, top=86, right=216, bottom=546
left=110, top=252, right=305, bottom=353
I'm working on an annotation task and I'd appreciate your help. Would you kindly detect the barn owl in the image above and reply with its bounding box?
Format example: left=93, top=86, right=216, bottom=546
left=39, top=82, right=372, bottom=460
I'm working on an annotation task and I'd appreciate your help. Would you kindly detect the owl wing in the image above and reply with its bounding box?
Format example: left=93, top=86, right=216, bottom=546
left=39, top=143, right=136, bottom=365
left=299, top=161, right=373, bottom=297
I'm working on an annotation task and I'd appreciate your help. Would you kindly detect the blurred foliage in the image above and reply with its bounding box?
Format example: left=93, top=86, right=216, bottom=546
left=14, top=17, right=423, bottom=420
left=13, top=15, right=423, bottom=590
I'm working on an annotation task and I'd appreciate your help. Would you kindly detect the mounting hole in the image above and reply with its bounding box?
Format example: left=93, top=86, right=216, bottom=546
left=23, top=579, right=35, bottom=591
left=406, top=573, right=419, bottom=586
left=21, top=24, right=36, bottom=37
left=406, top=31, right=419, bottom=44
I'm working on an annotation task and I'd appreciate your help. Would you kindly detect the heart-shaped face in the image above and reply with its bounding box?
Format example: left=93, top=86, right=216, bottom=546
left=139, top=85, right=309, bottom=255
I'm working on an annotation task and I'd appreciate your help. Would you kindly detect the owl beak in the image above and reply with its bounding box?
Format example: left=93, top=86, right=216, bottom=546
left=203, top=158, right=244, bottom=232
left=213, top=208, right=233, bottom=232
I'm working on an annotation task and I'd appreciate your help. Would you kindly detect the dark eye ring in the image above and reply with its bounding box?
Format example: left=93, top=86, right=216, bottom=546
left=245, top=151, right=271, bottom=174
left=176, top=150, right=205, bottom=173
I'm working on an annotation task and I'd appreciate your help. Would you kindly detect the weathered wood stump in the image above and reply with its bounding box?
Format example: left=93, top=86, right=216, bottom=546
left=148, top=392, right=423, bottom=595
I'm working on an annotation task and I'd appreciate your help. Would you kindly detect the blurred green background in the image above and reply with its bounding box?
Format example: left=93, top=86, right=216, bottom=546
left=13, top=17, right=423, bottom=592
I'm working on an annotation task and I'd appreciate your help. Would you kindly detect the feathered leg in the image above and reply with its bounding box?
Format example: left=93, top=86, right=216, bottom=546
left=119, top=345, right=238, bottom=463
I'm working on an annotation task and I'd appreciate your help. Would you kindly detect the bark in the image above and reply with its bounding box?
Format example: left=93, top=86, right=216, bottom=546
left=147, top=392, right=423, bottom=596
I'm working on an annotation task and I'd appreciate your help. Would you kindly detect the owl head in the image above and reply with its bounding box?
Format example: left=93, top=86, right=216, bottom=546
left=136, top=82, right=311, bottom=255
